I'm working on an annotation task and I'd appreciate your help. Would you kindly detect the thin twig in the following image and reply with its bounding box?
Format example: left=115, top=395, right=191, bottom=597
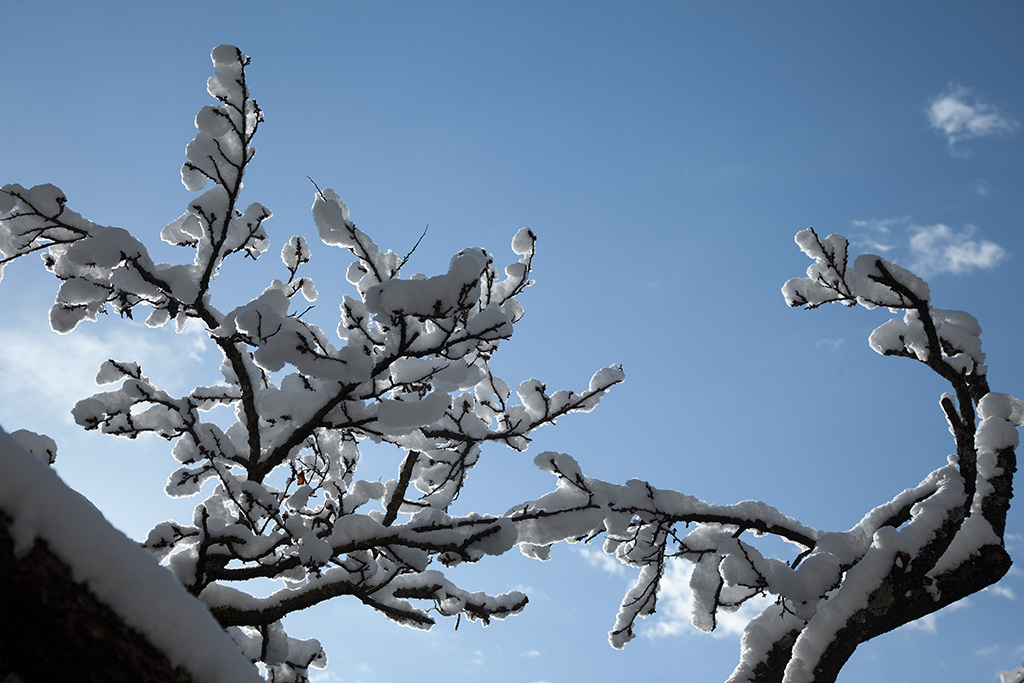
left=398, top=224, right=430, bottom=271
left=307, top=176, right=327, bottom=202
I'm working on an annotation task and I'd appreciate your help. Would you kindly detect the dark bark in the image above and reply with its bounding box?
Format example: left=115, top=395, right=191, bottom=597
left=0, top=513, right=195, bottom=683
left=746, top=544, right=1013, bottom=683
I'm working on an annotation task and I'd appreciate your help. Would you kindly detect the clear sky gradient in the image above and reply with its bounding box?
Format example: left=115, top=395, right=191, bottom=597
left=2, top=2, right=1022, bottom=682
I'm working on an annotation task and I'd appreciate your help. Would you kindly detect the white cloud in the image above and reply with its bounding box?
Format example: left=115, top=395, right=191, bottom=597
left=0, top=314, right=211, bottom=433
left=578, top=545, right=628, bottom=577
left=850, top=217, right=908, bottom=253
left=908, top=223, right=1007, bottom=275
left=904, top=613, right=939, bottom=634
left=578, top=549, right=760, bottom=640
left=977, top=644, right=1003, bottom=659
left=902, top=596, right=971, bottom=634
left=642, top=558, right=769, bottom=641
left=1006, top=537, right=1024, bottom=555
left=985, top=584, right=1016, bottom=601
left=851, top=217, right=1008, bottom=276
left=927, top=84, right=1018, bottom=154
left=815, top=338, right=845, bottom=352
left=520, top=650, right=542, bottom=658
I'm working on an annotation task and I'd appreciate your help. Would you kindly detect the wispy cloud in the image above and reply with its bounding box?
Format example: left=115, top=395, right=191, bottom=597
left=577, top=549, right=762, bottom=639
left=850, top=218, right=1007, bottom=277
left=0, top=316, right=210, bottom=433
left=983, top=577, right=1015, bottom=602
left=643, top=559, right=769, bottom=641
left=902, top=596, right=971, bottom=634
left=904, top=613, right=939, bottom=634
left=815, top=338, right=845, bottom=353
left=984, top=584, right=1017, bottom=601
left=850, top=217, right=908, bottom=253
left=927, top=83, right=1018, bottom=154
left=578, top=546, right=628, bottom=577
left=907, top=223, right=1007, bottom=275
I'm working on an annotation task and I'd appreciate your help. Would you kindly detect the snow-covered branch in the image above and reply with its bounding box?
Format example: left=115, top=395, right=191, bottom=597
left=1, top=47, right=1017, bottom=683
left=1, top=45, right=623, bottom=681
left=497, top=229, right=1018, bottom=682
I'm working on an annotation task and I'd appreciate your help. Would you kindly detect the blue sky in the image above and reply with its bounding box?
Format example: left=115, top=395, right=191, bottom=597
left=1, top=2, right=1022, bottom=682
